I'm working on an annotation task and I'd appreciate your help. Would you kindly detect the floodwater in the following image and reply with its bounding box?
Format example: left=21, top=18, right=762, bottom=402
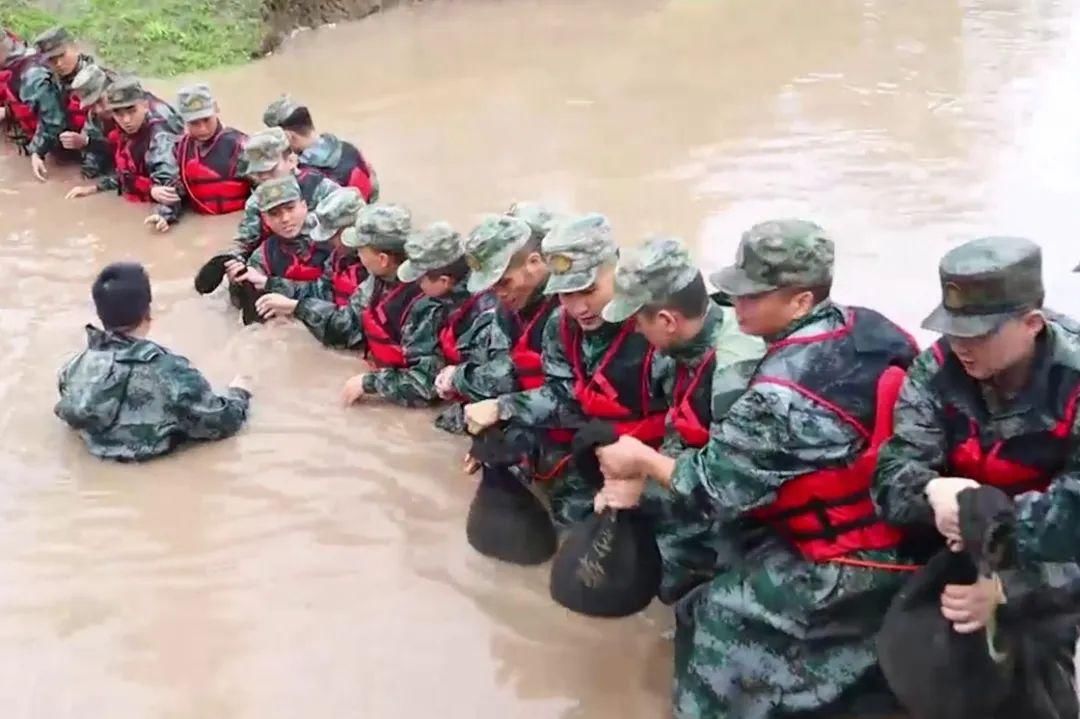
left=2, top=0, right=1080, bottom=716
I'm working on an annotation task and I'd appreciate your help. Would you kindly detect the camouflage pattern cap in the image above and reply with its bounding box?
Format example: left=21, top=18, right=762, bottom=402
left=398, top=222, right=465, bottom=282
left=542, top=213, right=618, bottom=295
left=711, top=219, right=833, bottom=297
left=242, top=128, right=289, bottom=175
left=263, top=95, right=301, bottom=127
left=253, top=175, right=302, bottom=213
left=33, top=26, right=73, bottom=58
left=463, top=215, right=532, bottom=293
left=310, top=187, right=365, bottom=242
left=602, top=236, right=700, bottom=323
left=922, top=236, right=1043, bottom=338
left=507, top=201, right=563, bottom=243
left=103, top=76, right=145, bottom=110
left=177, top=83, right=216, bottom=123
left=341, top=204, right=412, bottom=252
left=71, top=63, right=108, bottom=108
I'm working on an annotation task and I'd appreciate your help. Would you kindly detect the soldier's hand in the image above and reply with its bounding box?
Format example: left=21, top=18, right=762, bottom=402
left=597, top=435, right=647, bottom=479
left=463, top=452, right=480, bottom=475
left=65, top=184, right=99, bottom=200
left=926, top=476, right=979, bottom=546
left=598, top=475, right=647, bottom=510
left=341, top=373, right=368, bottom=406
left=224, top=259, right=248, bottom=283
left=59, top=131, right=87, bottom=150
left=435, top=365, right=458, bottom=399
left=229, top=374, right=254, bottom=394
left=144, top=214, right=170, bottom=233
left=256, top=293, right=298, bottom=319
left=150, top=185, right=181, bottom=205
left=30, top=153, right=47, bottom=182
left=464, top=399, right=500, bottom=434
left=941, top=573, right=1005, bottom=634
left=241, top=266, right=269, bottom=291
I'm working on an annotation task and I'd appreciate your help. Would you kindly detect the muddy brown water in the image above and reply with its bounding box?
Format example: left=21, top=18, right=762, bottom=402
left=3, top=0, right=1080, bottom=716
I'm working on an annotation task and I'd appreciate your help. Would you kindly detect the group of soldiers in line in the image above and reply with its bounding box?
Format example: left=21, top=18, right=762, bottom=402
left=20, top=22, right=1080, bottom=719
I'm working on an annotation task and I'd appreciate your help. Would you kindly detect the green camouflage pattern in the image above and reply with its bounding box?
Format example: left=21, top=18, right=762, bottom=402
left=310, top=187, right=364, bottom=243
left=55, top=326, right=250, bottom=461
left=32, top=26, right=73, bottom=58
left=602, top=235, right=700, bottom=323
left=176, top=83, right=216, bottom=123
left=95, top=116, right=183, bottom=223
left=252, top=174, right=301, bottom=212
left=293, top=273, right=382, bottom=350
left=80, top=92, right=183, bottom=180
left=507, top=201, right=563, bottom=242
left=299, top=133, right=380, bottom=203
left=463, top=214, right=532, bottom=293
left=265, top=249, right=361, bottom=302
left=103, top=76, right=144, bottom=110
left=433, top=290, right=501, bottom=433
left=342, top=204, right=411, bottom=252
left=398, top=222, right=464, bottom=282
left=247, top=231, right=318, bottom=277
left=242, top=127, right=289, bottom=174
left=922, top=236, right=1044, bottom=338
left=232, top=170, right=338, bottom=257
left=711, top=219, right=833, bottom=297
left=262, top=94, right=299, bottom=127
left=541, top=213, right=618, bottom=295
left=2, top=45, right=67, bottom=156
left=669, top=301, right=901, bottom=717
left=70, top=62, right=107, bottom=107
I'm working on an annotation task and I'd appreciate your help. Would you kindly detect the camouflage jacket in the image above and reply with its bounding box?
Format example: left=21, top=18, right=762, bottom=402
left=359, top=283, right=471, bottom=407
left=80, top=96, right=184, bottom=179
left=442, top=291, right=501, bottom=402
left=495, top=307, right=673, bottom=429
left=874, top=316, right=1080, bottom=571
left=293, top=272, right=389, bottom=350
left=232, top=171, right=338, bottom=258
left=246, top=233, right=321, bottom=277
left=96, top=122, right=184, bottom=223
left=265, top=247, right=360, bottom=303
left=55, top=326, right=250, bottom=461
left=3, top=49, right=67, bottom=157
left=299, top=132, right=379, bottom=201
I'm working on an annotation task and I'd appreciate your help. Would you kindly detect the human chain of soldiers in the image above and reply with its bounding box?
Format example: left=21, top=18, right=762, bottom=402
left=15, top=23, right=1080, bottom=719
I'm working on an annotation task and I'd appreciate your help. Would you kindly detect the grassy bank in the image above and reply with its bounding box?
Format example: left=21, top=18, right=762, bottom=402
left=1, top=0, right=265, bottom=76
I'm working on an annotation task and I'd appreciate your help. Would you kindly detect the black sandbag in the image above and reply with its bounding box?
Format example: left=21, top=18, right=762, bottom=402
left=237, top=282, right=266, bottom=326
left=194, top=253, right=235, bottom=294
left=465, top=428, right=557, bottom=566
left=549, top=421, right=662, bottom=617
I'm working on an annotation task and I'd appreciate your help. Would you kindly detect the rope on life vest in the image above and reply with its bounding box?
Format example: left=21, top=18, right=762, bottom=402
left=532, top=417, right=654, bottom=483
left=827, top=556, right=922, bottom=572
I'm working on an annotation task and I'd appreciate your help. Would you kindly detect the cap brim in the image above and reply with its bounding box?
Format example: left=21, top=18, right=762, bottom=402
left=78, top=89, right=104, bottom=109
left=920, top=304, right=1016, bottom=338
left=245, top=160, right=277, bottom=176
left=708, top=266, right=777, bottom=297
left=466, top=249, right=514, bottom=294
left=105, top=101, right=137, bottom=111
left=42, top=48, right=66, bottom=58
left=397, top=260, right=423, bottom=283
left=543, top=267, right=598, bottom=295
left=601, top=296, right=644, bottom=324
left=309, top=222, right=337, bottom=243
left=180, top=108, right=216, bottom=123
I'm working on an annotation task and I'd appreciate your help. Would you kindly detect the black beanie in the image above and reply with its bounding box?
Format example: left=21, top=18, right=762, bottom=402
left=92, top=262, right=152, bottom=330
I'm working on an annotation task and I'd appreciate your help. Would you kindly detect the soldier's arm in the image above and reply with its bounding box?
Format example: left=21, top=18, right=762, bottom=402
left=265, top=275, right=332, bottom=303
left=450, top=308, right=516, bottom=402
left=80, top=118, right=110, bottom=178
left=232, top=196, right=263, bottom=258
left=23, top=70, right=65, bottom=157
left=293, top=277, right=369, bottom=350
left=161, top=355, right=250, bottom=441
left=495, top=310, right=582, bottom=428
left=246, top=245, right=266, bottom=271
left=1012, top=412, right=1080, bottom=564
left=361, top=298, right=446, bottom=407
left=147, top=131, right=183, bottom=223
left=871, top=352, right=945, bottom=528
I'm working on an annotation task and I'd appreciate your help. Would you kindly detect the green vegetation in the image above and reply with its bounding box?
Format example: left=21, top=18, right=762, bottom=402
left=1, top=0, right=265, bottom=76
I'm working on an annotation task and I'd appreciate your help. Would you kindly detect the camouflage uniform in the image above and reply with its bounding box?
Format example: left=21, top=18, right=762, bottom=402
left=496, top=214, right=675, bottom=528
left=602, top=236, right=766, bottom=604
left=55, top=325, right=250, bottom=461
left=232, top=128, right=339, bottom=258
left=669, top=221, right=910, bottom=718
left=246, top=175, right=320, bottom=275
left=0, top=36, right=67, bottom=157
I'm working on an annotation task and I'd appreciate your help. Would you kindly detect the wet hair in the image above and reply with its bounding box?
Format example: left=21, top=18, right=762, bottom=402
left=92, top=262, right=152, bottom=330
left=640, top=273, right=709, bottom=320
left=781, top=283, right=832, bottom=305
left=376, top=248, right=408, bottom=265
left=506, top=236, right=544, bottom=270
left=425, top=256, right=470, bottom=283
left=280, top=106, right=314, bottom=134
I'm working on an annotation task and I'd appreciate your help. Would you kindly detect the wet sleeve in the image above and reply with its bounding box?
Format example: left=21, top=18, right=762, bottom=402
left=450, top=309, right=516, bottom=402
left=80, top=118, right=111, bottom=179
left=232, top=197, right=264, bottom=258
left=293, top=277, right=369, bottom=350
left=266, top=275, right=332, bottom=303
left=161, top=355, right=250, bottom=441
left=246, top=245, right=266, bottom=272
left=23, top=71, right=66, bottom=157
left=361, top=298, right=446, bottom=407
left=147, top=131, right=183, bottom=223
left=495, top=311, right=582, bottom=428
left=1013, top=412, right=1080, bottom=564
left=670, top=383, right=865, bottom=522
left=871, top=352, right=944, bottom=529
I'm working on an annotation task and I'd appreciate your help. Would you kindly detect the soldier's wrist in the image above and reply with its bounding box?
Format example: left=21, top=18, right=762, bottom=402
left=361, top=373, right=378, bottom=394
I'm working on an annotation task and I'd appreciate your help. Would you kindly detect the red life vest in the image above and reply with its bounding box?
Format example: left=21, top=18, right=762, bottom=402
left=62, top=85, right=87, bottom=132
left=931, top=339, right=1080, bottom=496
left=746, top=307, right=918, bottom=562
left=327, top=140, right=375, bottom=201
left=1, top=53, right=43, bottom=139
left=114, top=118, right=169, bottom=203
left=177, top=127, right=250, bottom=215
left=438, top=292, right=492, bottom=365
left=330, top=252, right=365, bottom=307
left=670, top=348, right=717, bottom=448
left=360, top=280, right=425, bottom=369
left=508, top=296, right=560, bottom=391
left=258, top=236, right=330, bottom=282
left=549, top=313, right=669, bottom=446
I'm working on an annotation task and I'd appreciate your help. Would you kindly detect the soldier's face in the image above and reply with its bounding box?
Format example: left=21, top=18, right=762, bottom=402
left=560, top=265, right=616, bottom=331
left=48, top=46, right=79, bottom=77
left=493, top=252, right=547, bottom=311
left=733, top=287, right=815, bottom=337
left=263, top=200, right=306, bottom=239
left=635, top=309, right=683, bottom=350
left=113, top=102, right=149, bottom=135
left=358, top=247, right=398, bottom=279
left=185, top=115, right=219, bottom=142
left=947, top=312, right=1045, bottom=380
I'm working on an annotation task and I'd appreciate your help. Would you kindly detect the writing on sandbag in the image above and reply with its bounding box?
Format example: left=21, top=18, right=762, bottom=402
left=575, top=519, right=615, bottom=588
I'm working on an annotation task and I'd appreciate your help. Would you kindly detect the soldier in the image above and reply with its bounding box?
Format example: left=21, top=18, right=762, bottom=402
left=175, top=83, right=250, bottom=215
left=55, top=262, right=251, bottom=461
left=594, top=220, right=917, bottom=717
left=340, top=222, right=475, bottom=408
left=874, top=238, right=1080, bottom=678
left=0, top=30, right=67, bottom=180
left=66, top=77, right=183, bottom=233
left=32, top=27, right=94, bottom=150
left=464, top=213, right=673, bottom=528
left=598, top=236, right=765, bottom=604
left=230, top=127, right=339, bottom=259
left=263, top=94, right=378, bottom=202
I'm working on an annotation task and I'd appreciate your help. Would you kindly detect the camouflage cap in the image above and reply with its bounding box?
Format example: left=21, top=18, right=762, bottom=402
left=33, top=26, right=73, bottom=58
left=398, top=222, right=465, bottom=282
left=71, top=63, right=108, bottom=108
left=602, top=236, right=700, bottom=323
left=310, top=187, right=365, bottom=242
left=711, top=219, right=833, bottom=297
left=263, top=95, right=301, bottom=127
left=542, top=213, right=618, bottom=295
left=463, top=215, right=532, bottom=293
left=176, top=83, right=217, bottom=123
left=242, top=128, right=289, bottom=175
left=507, top=201, right=562, bottom=242
left=103, top=76, right=146, bottom=111
left=922, top=237, right=1043, bottom=338
left=341, top=204, right=412, bottom=251
left=253, top=175, right=302, bottom=213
